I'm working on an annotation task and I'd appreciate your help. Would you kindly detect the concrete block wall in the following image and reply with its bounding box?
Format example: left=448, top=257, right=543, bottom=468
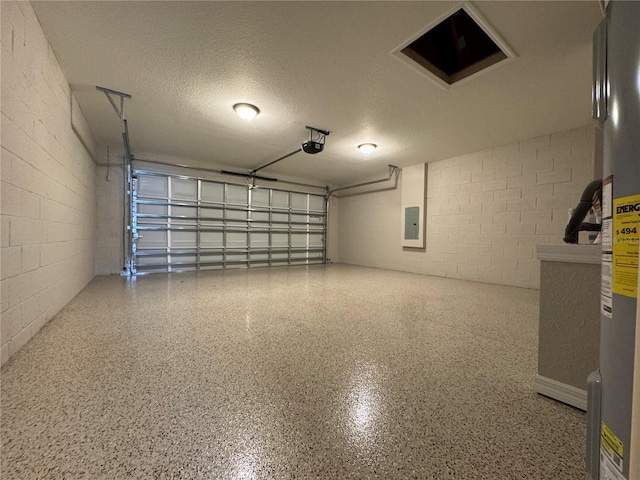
left=336, top=125, right=596, bottom=289
left=425, top=126, right=596, bottom=287
left=1, top=1, right=97, bottom=366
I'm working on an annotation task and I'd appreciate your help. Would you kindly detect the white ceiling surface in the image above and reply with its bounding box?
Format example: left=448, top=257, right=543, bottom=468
left=32, top=1, right=602, bottom=186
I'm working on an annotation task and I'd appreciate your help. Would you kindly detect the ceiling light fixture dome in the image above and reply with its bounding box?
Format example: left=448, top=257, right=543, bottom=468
left=233, top=103, right=260, bottom=121
left=358, top=143, right=377, bottom=155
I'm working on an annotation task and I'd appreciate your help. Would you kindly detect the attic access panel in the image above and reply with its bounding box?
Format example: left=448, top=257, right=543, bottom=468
left=401, top=7, right=510, bottom=86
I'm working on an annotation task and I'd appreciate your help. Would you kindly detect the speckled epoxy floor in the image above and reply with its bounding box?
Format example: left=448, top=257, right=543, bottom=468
left=2, top=264, right=588, bottom=479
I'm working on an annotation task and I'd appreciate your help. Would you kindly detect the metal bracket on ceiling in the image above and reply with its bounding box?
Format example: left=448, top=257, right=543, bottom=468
left=96, top=86, right=131, bottom=122
left=96, top=85, right=133, bottom=162
left=327, top=164, right=399, bottom=198
left=305, top=125, right=330, bottom=145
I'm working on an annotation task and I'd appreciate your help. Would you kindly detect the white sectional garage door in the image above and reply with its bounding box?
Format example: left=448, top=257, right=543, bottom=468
left=131, top=171, right=326, bottom=274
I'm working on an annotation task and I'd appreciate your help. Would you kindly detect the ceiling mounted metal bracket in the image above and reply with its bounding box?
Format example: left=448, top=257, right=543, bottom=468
left=305, top=125, right=330, bottom=145
left=327, top=164, right=399, bottom=198
left=96, top=85, right=133, bottom=162
left=96, top=86, right=131, bottom=122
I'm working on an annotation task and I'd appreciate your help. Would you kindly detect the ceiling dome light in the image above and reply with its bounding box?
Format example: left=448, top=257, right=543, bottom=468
left=358, top=143, right=377, bottom=155
left=233, top=103, right=260, bottom=121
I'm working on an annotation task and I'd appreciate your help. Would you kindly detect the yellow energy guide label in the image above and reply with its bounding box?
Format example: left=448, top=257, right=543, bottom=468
left=601, top=422, right=624, bottom=476
left=612, top=194, right=640, bottom=298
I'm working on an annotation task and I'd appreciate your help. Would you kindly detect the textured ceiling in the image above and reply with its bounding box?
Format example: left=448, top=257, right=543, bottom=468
left=32, top=1, right=602, bottom=185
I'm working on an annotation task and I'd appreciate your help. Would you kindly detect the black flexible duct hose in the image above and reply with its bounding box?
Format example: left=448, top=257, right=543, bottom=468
left=563, top=179, right=603, bottom=243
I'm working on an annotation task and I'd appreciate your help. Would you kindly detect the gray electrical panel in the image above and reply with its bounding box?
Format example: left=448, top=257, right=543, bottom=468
left=404, top=207, right=420, bottom=240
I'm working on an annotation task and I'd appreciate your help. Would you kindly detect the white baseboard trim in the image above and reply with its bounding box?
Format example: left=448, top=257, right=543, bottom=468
left=533, top=374, right=587, bottom=411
